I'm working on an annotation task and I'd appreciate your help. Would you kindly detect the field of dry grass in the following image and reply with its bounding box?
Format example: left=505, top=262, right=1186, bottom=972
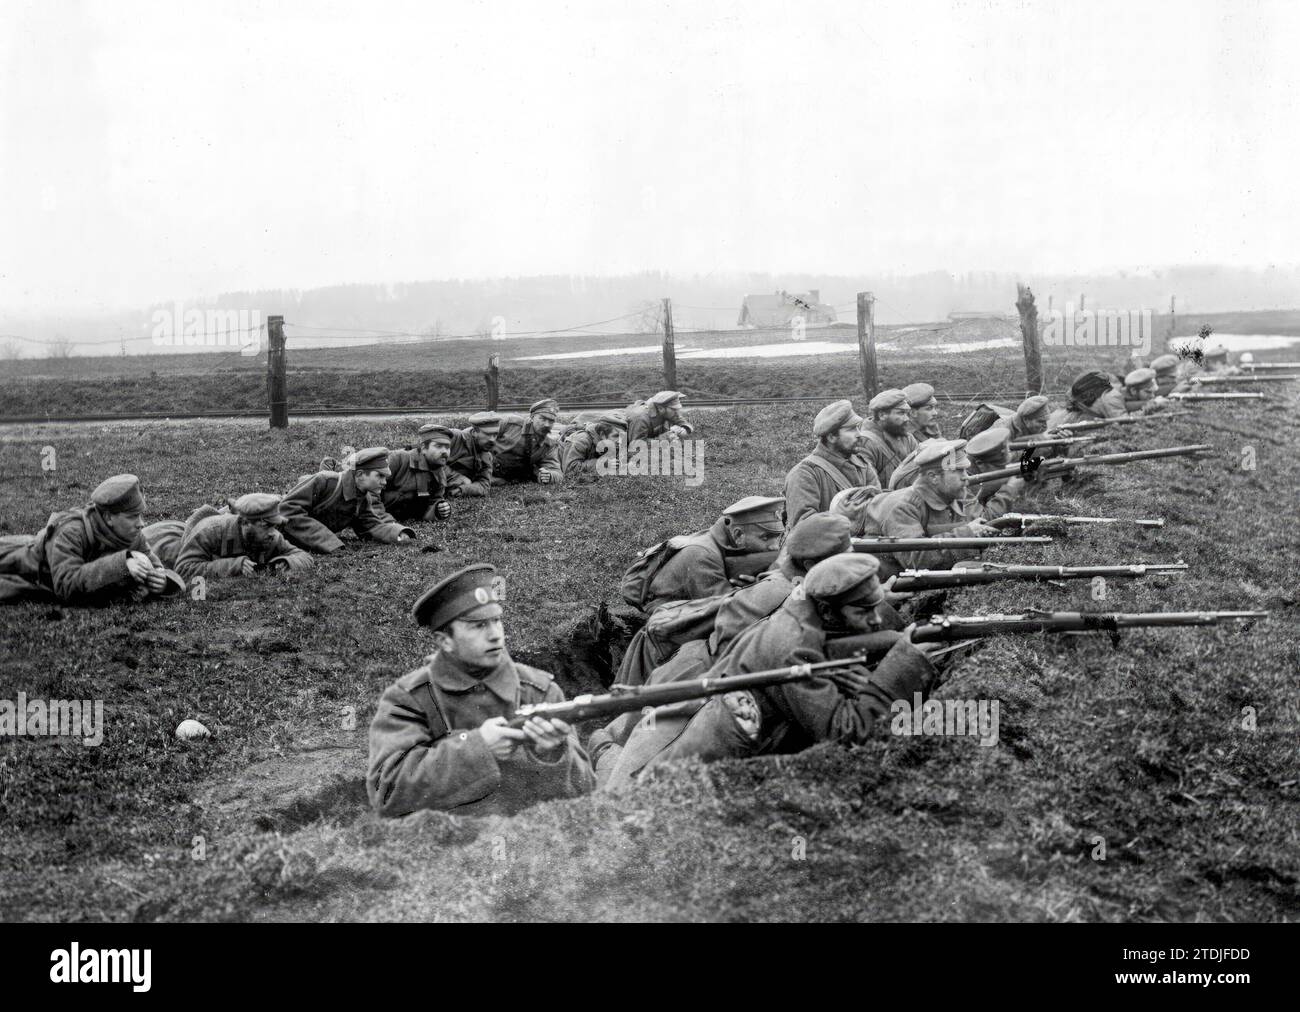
left=1, top=366, right=1296, bottom=921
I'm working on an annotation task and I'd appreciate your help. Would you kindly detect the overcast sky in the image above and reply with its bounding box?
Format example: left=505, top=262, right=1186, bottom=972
left=2, top=0, right=1297, bottom=313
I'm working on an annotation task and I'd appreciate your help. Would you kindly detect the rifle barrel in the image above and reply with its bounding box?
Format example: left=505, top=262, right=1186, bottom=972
left=852, top=535, right=1053, bottom=553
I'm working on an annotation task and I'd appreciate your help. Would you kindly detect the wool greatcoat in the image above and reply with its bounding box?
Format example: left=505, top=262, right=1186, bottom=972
left=279, top=469, right=413, bottom=554
left=782, top=443, right=881, bottom=531
left=382, top=447, right=451, bottom=521
left=491, top=414, right=563, bottom=484
left=367, top=650, right=595, bottom=817
left=0, top=506, right=167, bottom=604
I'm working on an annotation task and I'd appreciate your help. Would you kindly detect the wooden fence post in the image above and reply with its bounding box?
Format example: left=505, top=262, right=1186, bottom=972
left=857, top=292, right=878, bottom=398
left=485, top=353, right=500, bottom=409
left=661, top=298, right=677, bottom=389
left=1016, top=284, right=1043, bottom=395
left=267, top=315, right=287, bottom=428
left=1168, top=295, right=1176, bottom=352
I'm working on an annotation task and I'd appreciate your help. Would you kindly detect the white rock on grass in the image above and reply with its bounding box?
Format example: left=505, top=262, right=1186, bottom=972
left=176, top=719, right=211, bottom=740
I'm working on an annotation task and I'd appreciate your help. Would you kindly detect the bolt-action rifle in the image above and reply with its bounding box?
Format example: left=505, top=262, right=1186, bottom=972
left=1169, top=391, right=1267, bottom=401
left=889, top=562, right=1187, bottom=593
left=852, top=535, right=1053, bottom=554
left=1056, top=410, right=1193, bottom=432
left=507, top=653, right=868, bottom=728
left=1190, top=373, right=1300, bottom=384
left=986, top=513, right=1165, bottom=530
left=908, top=609, right=1267, bottom=644
left=1007, top=434, right=1097, bottom=451
left=966, top=444, right=1212, bottom=486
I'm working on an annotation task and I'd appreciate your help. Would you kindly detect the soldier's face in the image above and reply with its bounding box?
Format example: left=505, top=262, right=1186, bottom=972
left=473, top=428, right=498, bottom=451
left=829, top=424, right=860, bottom=456
left=839, top=602, right=883, bottom=633
left=879, top=406, right=911, bottom=436
left=106, top=509, right=144, bottom=541
left=732, top=525, right=782, bottom=553
left=913, top=402, right=938, bottom=427
left=438, top=605, right=506, bottom=669
left=355, top=468, right=389, bottom=494
left=659, top=401, right=683, bottom=423
left=530, top=416, right=555, bottom=439
left=935, top=466, right=968, bottom=500
left=239, top=517, right=279, bottom=552
left=423, top=439, right=451, bottom=466
left=1022, top=413, right=1048, bottom=435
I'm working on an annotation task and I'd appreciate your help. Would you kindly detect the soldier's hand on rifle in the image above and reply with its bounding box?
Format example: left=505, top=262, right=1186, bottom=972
left=826, top=663, right=876, bottom=696
left=881, top=574, right=913, bottom=604
left=478, top=716, right=528, bottom=759
left=521, top=716, right=570, bottom=757
left=238, top=556, right=258, bottom=577
left=967, top=520, right=1001, bottom=538
left=901, top=622, right=942, bottom=654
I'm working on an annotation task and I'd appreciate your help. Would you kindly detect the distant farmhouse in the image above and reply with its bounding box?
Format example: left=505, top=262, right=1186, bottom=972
left=737, top=289, right=838, bottom=328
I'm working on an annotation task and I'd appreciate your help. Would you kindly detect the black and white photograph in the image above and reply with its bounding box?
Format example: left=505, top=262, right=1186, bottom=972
left=0, top=0, right=1293, bottom=976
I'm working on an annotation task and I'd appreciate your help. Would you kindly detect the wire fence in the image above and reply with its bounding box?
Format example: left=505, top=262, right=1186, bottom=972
left=0, top=296, right=1138, bottom=425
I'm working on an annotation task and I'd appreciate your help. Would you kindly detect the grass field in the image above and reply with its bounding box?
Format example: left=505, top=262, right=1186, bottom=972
left=0, top=365, right=1297, bottom=921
